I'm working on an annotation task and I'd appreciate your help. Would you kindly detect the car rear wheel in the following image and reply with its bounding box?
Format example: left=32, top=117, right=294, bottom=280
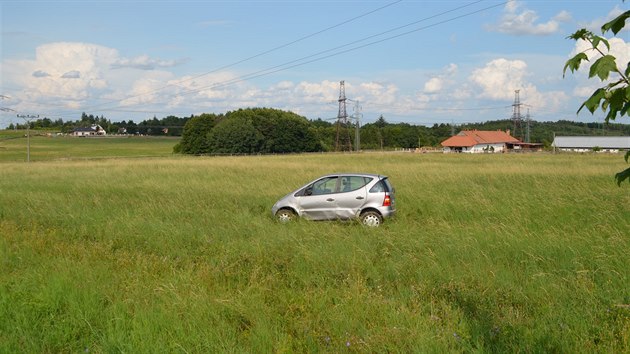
left=276, top=208, right=296, bottom=223
left=360, top=210, right=382, bottom=227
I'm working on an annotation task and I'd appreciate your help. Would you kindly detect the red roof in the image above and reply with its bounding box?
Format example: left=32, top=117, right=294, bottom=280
left=441, top=130, right=520, bottom=147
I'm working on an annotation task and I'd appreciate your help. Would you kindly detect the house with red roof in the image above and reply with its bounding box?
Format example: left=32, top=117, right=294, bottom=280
left=441, top=130, right=521, bottom=153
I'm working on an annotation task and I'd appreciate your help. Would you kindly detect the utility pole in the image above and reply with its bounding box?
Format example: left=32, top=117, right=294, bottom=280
left=17, top=114, right=38, bottom=162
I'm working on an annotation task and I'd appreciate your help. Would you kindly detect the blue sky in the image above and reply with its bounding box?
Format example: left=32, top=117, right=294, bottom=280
left=1, top=0, right=628, bottom=128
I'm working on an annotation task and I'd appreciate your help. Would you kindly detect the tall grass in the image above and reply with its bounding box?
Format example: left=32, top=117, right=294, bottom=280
left=1, top=153, right=628, bottom=352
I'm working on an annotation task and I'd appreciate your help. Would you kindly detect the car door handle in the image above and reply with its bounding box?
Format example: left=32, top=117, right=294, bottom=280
left=356, top=196, right=364, bottom=200
left=326, top=198, right=335, bottom=202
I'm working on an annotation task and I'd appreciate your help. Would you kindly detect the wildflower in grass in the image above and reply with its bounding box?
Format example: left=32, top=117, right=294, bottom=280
left=491, top=326, right=500, bottom=338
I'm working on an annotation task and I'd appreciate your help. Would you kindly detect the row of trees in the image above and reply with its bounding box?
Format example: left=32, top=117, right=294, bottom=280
left=173, top=109, right=474, bottom=154
left=175, top=108, right=630, bottom=155
left=9, top=113, right=190, bottom=136
left=7, top=109, right=630, bottom=154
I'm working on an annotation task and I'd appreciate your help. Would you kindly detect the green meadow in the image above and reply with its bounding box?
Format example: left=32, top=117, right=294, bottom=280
left=0, top=135, right=629, bottom=352
left=0, top=132, right=177, bottom=162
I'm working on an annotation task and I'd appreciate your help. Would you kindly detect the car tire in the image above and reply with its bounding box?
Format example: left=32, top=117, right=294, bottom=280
left=360, top=210, right=382, bottom=227
left=276, top=208, right=296, bottom=223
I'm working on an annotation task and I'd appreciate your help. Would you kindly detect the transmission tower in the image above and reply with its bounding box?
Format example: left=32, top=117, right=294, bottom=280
left=525, top=108, right=531, bottom=143
left=335, top=81, right=353, bottom=152
left=511, top=90, right=523, bottom=141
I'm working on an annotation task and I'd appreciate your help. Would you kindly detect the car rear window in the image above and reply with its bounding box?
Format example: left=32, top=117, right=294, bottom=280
left=369, top=178, right=392, bottom=193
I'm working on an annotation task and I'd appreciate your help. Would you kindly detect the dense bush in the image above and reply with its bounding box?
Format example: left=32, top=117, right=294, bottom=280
left=179, top=108, right=321, bottom=154
left=176, top=113, right=220, bottom=154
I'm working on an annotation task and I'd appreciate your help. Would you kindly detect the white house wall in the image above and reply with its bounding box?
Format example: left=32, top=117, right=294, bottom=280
left=443, top=143, right=506, bottom=153
left=469, top=143, right=505, bottom=153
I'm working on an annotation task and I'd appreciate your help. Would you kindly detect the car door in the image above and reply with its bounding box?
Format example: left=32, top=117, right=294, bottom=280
left=298, top=176, right=339, bottom=220
left=335, top=176, right=370, bottom=219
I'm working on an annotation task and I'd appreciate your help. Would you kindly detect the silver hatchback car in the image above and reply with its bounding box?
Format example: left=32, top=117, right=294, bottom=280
left=272, top=173, right=396, bottom=227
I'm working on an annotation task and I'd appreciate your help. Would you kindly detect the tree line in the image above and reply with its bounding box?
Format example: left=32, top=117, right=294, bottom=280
left=7, top=109, right=630, bottom=153
left=8, top=113, right=189, bottom=136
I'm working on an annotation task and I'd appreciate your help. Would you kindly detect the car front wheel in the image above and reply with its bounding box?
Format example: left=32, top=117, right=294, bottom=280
left=360, top=210, right=382, bottom=227
left=276, top=208, right=296, bottom=223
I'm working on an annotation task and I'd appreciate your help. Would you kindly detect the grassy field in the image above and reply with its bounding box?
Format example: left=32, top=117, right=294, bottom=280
left=0, top=131, right=177, bottom=162
left=1, top=142, right=629, bottom=352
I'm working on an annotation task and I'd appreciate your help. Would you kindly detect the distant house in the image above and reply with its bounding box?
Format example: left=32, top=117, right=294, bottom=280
left=441, top=130, right=522, bottom=153
left=72, top=124, right=107, bottom=137
left=552, top=136, right=630, bottom=153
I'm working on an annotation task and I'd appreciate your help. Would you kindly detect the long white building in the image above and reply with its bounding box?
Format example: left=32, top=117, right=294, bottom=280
left=552, top=136, right=630, bottom=152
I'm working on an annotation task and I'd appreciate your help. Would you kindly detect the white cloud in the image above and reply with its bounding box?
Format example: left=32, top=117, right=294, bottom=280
left=423, top=63, right=458, bottom=93
left=553, top=10, right=572, bottom=23
left=2, top=42, right=120, bottom=113
left=489, top=0, right=563, bottom=36
left=470, top=58, right=529, bottom=100
left=111, top=55, right=185, bottom=70
left=1, top=42, right=198, bottom=117
left=469, top=58, right=569, bottom=113
left=424, top=77, right=443, bottom=93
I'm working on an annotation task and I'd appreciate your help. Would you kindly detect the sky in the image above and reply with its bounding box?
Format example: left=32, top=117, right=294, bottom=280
left=1, top=0, right=628, bottom=128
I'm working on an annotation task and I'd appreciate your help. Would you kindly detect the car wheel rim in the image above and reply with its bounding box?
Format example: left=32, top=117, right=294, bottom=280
left=277, top=212, right=292, bottom=223
left=362, top=214, right=380, bottom=227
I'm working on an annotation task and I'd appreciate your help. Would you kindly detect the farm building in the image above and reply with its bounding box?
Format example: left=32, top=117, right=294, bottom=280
left=552, top=136, right=630, bottom=153
left=441, top=130, right=522, bottom=153
left=72, top=124, right=106, bottom=137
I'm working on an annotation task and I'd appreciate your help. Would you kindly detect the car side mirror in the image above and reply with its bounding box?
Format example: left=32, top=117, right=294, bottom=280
left=305, top=187, right=313, bottom=196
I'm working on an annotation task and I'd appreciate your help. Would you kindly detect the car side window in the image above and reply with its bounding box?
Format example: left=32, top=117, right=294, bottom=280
left=340, top=176, right=373, bottom=192
left=306, top=177, right=338, bottom=196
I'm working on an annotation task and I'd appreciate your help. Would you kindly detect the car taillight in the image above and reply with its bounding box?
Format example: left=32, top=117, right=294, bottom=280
left=382, top=194, right=391, bottom=207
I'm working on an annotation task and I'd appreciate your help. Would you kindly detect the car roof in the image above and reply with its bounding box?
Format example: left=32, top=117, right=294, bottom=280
left=322, top=173, right=387, bottom=179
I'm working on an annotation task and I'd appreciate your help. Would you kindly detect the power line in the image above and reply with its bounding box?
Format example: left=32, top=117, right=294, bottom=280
left=44, top=0, right=507, bottom=119
left=111, top=0, right=505, bottom=109
left=60, top=0, right=404, bottom=116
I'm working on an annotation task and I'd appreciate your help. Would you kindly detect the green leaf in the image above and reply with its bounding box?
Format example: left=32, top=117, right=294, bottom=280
left=625, top=151, right=630, bottom=164
left=563, top=53, right=589, bottom=76
left=589, top=55, right=617, bottom=81
left=602, top=10, right=630, bottom=35
left=578, top=88, right=606, bottom=114
left=567, top=29, right=591, bottom=40
left=591, top=36, right=610, bottom=52
left=615, top=166, right=630, bottom=186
